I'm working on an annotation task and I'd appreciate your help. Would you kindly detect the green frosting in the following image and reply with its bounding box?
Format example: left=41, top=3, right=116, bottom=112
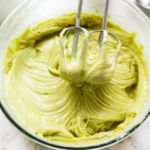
left=4, top=13, right=148, bottom=146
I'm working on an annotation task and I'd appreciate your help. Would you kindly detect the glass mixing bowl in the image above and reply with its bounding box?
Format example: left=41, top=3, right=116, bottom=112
left=0, top=0, right=150, bottom=149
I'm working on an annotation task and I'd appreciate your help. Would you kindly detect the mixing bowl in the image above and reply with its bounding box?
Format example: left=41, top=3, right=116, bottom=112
left=0, top=0, right=150, bottom=149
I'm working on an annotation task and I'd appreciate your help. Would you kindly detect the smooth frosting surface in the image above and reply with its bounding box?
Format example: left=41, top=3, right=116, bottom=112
left=3, top=13, right=148, bottom=146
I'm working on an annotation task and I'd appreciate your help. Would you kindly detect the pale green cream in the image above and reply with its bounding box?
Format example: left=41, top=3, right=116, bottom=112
left=4, top=13, right=148, bottom=146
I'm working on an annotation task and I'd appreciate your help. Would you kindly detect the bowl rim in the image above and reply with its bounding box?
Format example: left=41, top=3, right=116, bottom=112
left=0, top=0, right=150, bottom=149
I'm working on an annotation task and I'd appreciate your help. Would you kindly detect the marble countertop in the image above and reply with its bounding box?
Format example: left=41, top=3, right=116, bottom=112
left=0, top=0, right=150, bottom=150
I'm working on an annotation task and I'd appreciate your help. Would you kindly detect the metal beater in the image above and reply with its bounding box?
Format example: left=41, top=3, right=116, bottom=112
left=59, top=0, right=121, bottom=84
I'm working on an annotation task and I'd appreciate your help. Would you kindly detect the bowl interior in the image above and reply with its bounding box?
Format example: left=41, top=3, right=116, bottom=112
left=0, top=0, right=150, bottom=149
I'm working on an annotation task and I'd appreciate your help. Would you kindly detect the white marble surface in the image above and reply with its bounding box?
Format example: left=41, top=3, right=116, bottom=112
left=0, top=0, right=150, bottom=150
